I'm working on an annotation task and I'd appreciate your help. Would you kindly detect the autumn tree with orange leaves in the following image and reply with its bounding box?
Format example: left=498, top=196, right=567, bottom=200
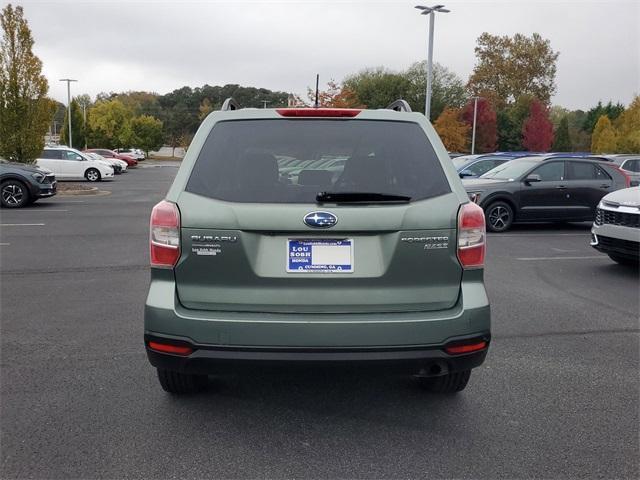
left=307, top=80, right=365, bottom=108
left=434, top=108, right=469, bottom=152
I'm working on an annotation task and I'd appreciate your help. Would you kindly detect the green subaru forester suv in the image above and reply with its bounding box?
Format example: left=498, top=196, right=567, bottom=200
left=145, top=99, right=490, bottom=395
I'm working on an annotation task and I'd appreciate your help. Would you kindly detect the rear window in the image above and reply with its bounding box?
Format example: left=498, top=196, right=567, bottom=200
left=186, top=119, right=450, bottom=203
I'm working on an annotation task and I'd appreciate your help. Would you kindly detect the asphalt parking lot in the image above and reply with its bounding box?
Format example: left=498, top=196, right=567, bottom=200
left=1, top=164, right=638, bottom=479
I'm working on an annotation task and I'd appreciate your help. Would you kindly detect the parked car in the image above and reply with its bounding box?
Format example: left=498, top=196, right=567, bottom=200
left=116, top=148, right=145, bottom=160
left=591, top=187, right=639, bottom=265
left=85, top=149, right=138, bottom=167
left=85, top=152, right=127, bottom=173
left=144, top=99, right=490, bottom=395
left=83, top=152, right=122, bottom=174
left=454, top=153, right=535, bottom=179
left=0, top=159, right=57, bottom=208
left=36, top=147, right=114, bottom=182
left=463, top=156, right=630, bottom=232
left=602, top=155, right=640, bottom=186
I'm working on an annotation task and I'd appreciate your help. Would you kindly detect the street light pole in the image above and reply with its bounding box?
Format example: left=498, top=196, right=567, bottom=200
left=415, top=5, right=450, bottom=121
left=59, top=78, right=77, bottom=148
left=82, top=102, right=87, bottom=149
left=471, top=96, right=479, bottom=155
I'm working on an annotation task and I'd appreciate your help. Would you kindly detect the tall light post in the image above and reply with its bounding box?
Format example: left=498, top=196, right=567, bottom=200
left=59, top=78, right=77, bottom=148
left=81, top=101, right=88, bottom=149
left=471, top=96, right=480, bottom=154
left=415, top=5, right=449, bottom=121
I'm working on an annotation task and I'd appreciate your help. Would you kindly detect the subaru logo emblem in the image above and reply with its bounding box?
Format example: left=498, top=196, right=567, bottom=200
left=303, top=211, right=337, bottom=228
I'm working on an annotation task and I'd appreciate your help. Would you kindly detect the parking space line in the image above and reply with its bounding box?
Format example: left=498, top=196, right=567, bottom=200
left=10, top=209, right=68, bottom=212
left=516, top=255, right=607, bottom=261
left=0, top=223, right=45, bottom=227
left=0, top=243, right=9, bottom=246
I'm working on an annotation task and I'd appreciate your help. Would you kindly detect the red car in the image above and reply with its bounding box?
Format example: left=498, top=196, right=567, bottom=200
left=85, top=149, right=138, bottom=167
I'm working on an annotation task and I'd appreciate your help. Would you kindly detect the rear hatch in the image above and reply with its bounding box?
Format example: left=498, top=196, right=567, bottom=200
left=174, top=116, right=462, bottom=314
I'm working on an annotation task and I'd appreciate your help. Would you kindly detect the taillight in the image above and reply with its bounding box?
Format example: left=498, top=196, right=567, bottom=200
left=613, top=166, right=631, bottom=187
left=457, top=202, right=486, bottom=269
left=148, top=341, right=192, bottom=356
left=150, top=200, right=180, bottom=268
left=444, top=340, right=487, bottom=355
left=276, top=108, right=361, bottom=117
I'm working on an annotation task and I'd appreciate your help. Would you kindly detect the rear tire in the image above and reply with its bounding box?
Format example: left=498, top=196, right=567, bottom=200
left=419, top=370, right=471, bottom=394
left=156, top=368, right=208, bottom=394
left=1, top=180, right=30, bottom=208
left=85, top=168, right=101, bottom=182
left=485, top=201, right=514, bottom=233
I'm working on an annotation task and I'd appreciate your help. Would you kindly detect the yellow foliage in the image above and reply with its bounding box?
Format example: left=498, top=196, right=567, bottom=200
left=615, top=95, right=640, bottom=153
left=591, top=115, right=617, bottom=154
left=434, top=108, right=470, bottom=152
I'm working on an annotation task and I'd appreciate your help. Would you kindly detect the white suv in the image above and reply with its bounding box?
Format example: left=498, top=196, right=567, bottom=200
left=37, top=147, right=114, bottom=182
left=591, top=187, right=640, bottom=265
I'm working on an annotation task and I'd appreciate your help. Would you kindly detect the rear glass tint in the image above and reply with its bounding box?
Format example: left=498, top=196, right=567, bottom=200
left=186, top=119, right=450, bottom=203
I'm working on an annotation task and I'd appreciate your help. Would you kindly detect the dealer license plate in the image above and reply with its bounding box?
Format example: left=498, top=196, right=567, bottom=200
left=287, top=239, right=354, bottom=273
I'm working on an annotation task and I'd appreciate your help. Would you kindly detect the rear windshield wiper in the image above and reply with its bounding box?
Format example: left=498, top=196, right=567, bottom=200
left=316, top=191, right=412, bottom=204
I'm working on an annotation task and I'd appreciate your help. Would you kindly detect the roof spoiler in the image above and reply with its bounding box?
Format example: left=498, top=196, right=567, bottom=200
left=386, top=99, right=412, bottom=112
left=221, top=97, right=241, bottom=111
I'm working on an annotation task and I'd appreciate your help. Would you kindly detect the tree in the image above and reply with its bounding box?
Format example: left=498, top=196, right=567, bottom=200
left=163, top=104, right=191, bottom=156
left=60, top=99, right=86, bottom=149
left=614, top=95, right=640, bottom=153
left=0, top=4, right=55, bottom=163
left=130, top=115, right=163, bottom=156
left=403, top=62, right=467, bottom=120
left=497, top=94, right=535, bottom=151
left=306, top=80, right=364, bottom=108
left=343, top=67, right=412, bottom=110
left=591, top=115, right=617, bottom=153
left=522, top=100, right=554, bottom=152
left=434, top=108, right=469, bottom=152
left=582, top=101, right=625, bottom=133
left=552, top=116, right=572, bottom=152
left=462, top=98, right=497, bottom=153
left=198, top=98, right=213, bottom=120
left=87, top=99, right=134, bottom=149
left=468, top=32, right=559, bottom=108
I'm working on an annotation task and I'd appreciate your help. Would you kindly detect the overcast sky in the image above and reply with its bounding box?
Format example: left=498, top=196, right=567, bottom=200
left=20, top=0, right=640, bottom=110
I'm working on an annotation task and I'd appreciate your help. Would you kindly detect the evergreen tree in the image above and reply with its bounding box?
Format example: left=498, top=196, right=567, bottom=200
left=552, top=116, right=572, bottom=152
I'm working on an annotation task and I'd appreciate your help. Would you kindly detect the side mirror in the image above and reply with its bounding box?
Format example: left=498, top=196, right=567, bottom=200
left=524, top=174, right=541, bottom=184
left=459, top=171, right=473, bottom=178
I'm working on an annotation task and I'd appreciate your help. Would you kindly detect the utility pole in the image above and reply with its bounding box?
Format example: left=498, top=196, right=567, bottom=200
left=261, top=100, right=269, bottom=109
left=82, top=102, right=87, bottom=149
left=415, top=5, right=450, bottom=121
left=471, top=96, right=479, bottom=155
left=59, top=78, right=77, bottom=148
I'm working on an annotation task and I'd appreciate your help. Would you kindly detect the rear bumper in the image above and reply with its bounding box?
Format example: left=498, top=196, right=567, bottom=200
left=145, top=332, right=490, bottom=375
left=144, top=270, right=491, bottom=373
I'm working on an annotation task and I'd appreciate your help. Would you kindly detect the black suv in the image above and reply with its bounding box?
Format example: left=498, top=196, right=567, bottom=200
left=463, top=156, right=630, bottom=232
left=0, top=159, right=57, bottom=208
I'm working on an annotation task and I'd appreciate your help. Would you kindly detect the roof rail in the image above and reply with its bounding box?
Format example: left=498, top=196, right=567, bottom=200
left=386, top=99, right=412, bottom=112
left=221, top=97, right=240, bottom=111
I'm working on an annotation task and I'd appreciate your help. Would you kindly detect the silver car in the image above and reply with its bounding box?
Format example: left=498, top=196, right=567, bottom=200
left=603, top=155, right=640, bottom=186
left=591, top=187, right=640, bottom=265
